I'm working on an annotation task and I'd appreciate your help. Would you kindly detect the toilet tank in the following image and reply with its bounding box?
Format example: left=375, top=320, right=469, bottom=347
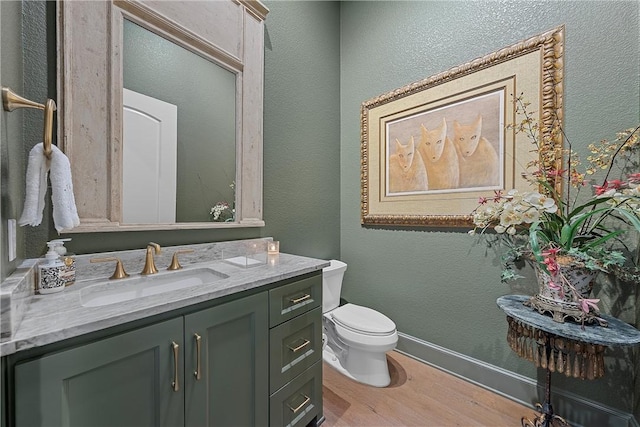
left=322, top=260, right=347, bottom=313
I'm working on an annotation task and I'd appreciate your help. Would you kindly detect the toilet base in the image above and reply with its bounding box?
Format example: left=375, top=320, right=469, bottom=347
left=323, top=346, right=357, bottom=382
left=322, top=345, right=391, bottom=387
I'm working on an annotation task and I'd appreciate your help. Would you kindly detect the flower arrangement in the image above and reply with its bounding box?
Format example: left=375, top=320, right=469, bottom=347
left=209, top=181, right=236, bottom=222
left=470, top=94, right=640, bottom=318
left=210, top=201, right=234, bottom=222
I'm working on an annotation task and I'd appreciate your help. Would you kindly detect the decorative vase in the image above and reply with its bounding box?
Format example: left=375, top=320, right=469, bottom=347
left=525, top=257, right=607, bottom=326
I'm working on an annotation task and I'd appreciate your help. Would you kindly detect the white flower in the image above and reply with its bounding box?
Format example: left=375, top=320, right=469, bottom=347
left=500, top=204, right=524, bottom=227
left=524, top=192, right=558, bottom=213
left=628, top=184, right=640, bottom=196
left=506, top=189, right=521, bottom=200
left=210, top=201, right=233, bottom=221
left=521, top=207, right=540, bottom=223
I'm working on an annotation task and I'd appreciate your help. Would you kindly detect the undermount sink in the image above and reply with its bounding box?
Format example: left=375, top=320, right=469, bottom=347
left=80, top=267, right=229, bottom=307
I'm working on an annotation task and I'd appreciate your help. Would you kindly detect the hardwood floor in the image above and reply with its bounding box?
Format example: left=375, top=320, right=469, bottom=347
left=322, top=351, right=534, bottom=426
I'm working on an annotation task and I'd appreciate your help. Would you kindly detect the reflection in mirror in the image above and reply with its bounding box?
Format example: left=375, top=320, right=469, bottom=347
left=122, top=19, right=236, bottom=224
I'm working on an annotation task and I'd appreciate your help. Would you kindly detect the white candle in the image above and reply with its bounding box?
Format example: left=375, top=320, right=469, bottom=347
left=267, top=241, right=279, bottom=254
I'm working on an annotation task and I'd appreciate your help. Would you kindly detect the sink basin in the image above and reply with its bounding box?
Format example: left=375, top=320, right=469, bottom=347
left=80, top=268, right=228, bottom=307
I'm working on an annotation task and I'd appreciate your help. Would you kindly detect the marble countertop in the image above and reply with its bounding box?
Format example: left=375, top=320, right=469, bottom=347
left=497, top=295, right=640, bottom=347
left=0, top=239, right=329, bottom=357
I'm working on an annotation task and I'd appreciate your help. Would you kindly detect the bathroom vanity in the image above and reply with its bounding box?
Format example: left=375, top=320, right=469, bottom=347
left=0, top=239, right=327, bottom=427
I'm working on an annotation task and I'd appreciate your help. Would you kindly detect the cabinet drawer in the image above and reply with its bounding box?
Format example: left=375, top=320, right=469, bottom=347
left=269, top=274, right=321, bottom=327
left=270, top=361, right=322, bottom=427
left=270, top=307, right=322, bottom=393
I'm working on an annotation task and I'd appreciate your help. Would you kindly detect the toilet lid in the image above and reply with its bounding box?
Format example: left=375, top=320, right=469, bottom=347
left=331, top=304, right=396, bottom=335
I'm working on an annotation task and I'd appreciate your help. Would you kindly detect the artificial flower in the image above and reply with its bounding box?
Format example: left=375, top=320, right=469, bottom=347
left=469, top=93, right=640, bottom=316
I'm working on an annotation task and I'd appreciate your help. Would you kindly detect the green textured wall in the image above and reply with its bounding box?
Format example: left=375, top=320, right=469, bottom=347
left=339, top=0, right=639, bottom=414
left=0, top=0, right=24, bottom=282
left=262, top=1, right=341, bottom=259
left=0, top=1, right=50, bottom=281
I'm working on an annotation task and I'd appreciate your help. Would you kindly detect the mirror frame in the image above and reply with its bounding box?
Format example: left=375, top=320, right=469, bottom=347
left=57, top=0, right=268, bottom=232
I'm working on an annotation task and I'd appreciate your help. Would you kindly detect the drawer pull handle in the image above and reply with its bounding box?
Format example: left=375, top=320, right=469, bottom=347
left=171, top=341, right=180, bottom=392
left=194, top=333, right=202, bottom=380
left=287, top=339, right=311, bottom=353
left=288, top=394, right=311, bottom=414
left=289, top=294, right=311, bottom=304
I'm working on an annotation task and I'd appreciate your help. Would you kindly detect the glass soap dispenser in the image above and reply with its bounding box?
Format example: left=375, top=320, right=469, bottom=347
left=38, top=241, right=66, bottom=294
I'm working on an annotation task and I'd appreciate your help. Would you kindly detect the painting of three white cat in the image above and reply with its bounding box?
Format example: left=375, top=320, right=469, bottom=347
left=388, top=113, right=500, bottom=194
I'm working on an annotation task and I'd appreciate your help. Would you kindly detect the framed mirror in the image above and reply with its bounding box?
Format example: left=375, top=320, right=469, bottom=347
left=57, top=0, right=268, bottom=232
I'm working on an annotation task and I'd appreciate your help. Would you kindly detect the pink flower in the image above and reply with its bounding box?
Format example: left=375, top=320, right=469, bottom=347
left=579, top=298, right=600, bottom=314
left=543, top=257, right=559, bottom=274
left=594, top=179, right=627, bottom=195
left=493, top=190, right=503, bottom=202
left=547, top=168, right=566, bottom=178
left=478, top=197, right=488, bottom=205
left=542, top=248, right=561, bottom=257
left=593, top=182, right=609, bottom=196
left=541, top=247, right=560, bottom=274
left=608, top=179, right=625, bottom=189
left=628, top=173, right=640, bottom=184
left=547, top=280, right=564, bottom=298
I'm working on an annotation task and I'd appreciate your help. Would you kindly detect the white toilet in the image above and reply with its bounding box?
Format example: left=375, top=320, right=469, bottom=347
left=322, top=260, right=398, bottom=387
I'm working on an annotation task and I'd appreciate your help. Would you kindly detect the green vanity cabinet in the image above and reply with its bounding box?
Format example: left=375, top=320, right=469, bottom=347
left=268, top=274, right=323, bottom=427
left=5, top=270, right=325, bottom=427
left=14, top=317, right=185, bottom=426
left=12, top=292, right=269, bottom=427
left=184, top=292, right=268, bottom=426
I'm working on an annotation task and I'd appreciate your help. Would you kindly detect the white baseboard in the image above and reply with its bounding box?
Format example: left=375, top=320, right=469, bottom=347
left=396, top=332, right=638, bottom=427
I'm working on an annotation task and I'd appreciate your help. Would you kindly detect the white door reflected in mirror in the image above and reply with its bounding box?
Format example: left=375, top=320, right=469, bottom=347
left=123, top=88, right=178, bottom=223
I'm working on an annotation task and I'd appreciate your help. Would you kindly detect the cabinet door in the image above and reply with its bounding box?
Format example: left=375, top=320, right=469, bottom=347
left=14, top=317, right=184, bottom=427
left=184, top=292, right=269, bottom=427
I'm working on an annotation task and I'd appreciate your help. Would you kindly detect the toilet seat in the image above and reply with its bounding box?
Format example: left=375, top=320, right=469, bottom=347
left=331, top=304, right=396, bottom=336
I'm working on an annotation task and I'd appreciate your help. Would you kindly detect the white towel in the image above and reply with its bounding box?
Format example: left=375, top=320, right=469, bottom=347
left=18, top=143, right=80, bottom=233
left=49, top=144, right=80, bottom=232
left=18, top=143, right=48, bottom=227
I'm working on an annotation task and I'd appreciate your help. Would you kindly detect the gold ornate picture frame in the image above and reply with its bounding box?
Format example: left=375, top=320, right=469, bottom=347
left=360, top=25, right=564, bottom=227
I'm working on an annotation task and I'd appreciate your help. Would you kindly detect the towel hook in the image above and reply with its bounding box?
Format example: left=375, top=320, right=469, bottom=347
left=1, top=86, right=57, bottom=159
left=42, top=99, right=56, bottom=159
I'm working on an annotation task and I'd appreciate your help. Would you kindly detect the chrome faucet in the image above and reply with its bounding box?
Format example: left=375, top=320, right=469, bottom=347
left=141, top=242, right=161, bottom=275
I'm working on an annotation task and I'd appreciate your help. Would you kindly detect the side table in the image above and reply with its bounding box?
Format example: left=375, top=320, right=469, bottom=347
left=497, top=295, right=640, bottom=427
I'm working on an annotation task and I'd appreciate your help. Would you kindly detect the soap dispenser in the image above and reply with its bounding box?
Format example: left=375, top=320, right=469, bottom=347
left=51, top=238, right=75, bottom=286
left=38, top=242, right=66, bottom=294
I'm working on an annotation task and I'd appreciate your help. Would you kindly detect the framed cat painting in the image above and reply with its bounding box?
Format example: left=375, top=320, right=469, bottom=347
left=360, top=25, right=565, bottom=227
